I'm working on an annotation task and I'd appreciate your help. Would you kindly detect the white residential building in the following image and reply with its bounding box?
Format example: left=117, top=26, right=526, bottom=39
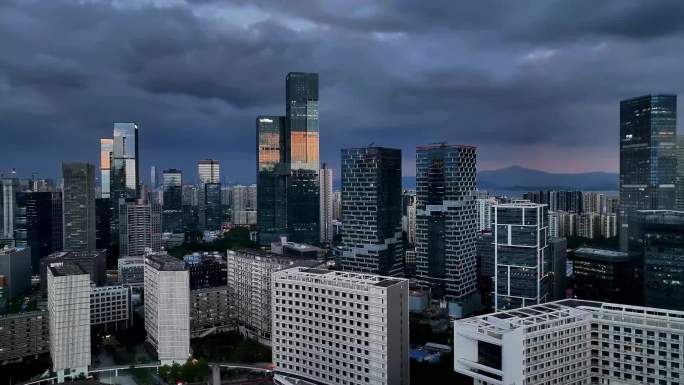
left=144, top=253, right=190, bottom=365
left=226, top=249, right=296, bottom=345
left=454, top=299, right=684, bottom=385
left=272, top=267, right=410, bottom=385
left=47, top=263, right=91, bottom=382
left=119, top=199, right=162, bottom=257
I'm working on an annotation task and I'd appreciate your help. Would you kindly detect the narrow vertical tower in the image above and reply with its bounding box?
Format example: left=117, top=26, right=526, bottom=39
left=319, top=163, right=334, bottom=245
left=415, top=144, right=479, bottom=317
left=62, top=162, right=96, bottom=252
left=285, top=72, right=320, bottom=243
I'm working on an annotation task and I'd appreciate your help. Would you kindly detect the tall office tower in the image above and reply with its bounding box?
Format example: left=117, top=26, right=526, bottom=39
left=454, top=300, right=684, bottom=385
left=197, top=159, right=220, bottom=185
left=548, top=237, right=567, bottom=301
left=257, top=116, right=287, bottom=245
left=0, top=247, right=31, bottom=299
left=339, top=147, right=403, bottom=276
left=111, top=123, right=140, bottom=202
left=150, top=166, right=158, bottom=189
left=119, top=199, right=161, bottom=257
left=62, top=162, right=96, bottom=252
left=14, top=191, right=62, bottom=267
left=678, top=135, right=684, bottom=210
left=332, top=191, right=341, bottom=221
left=319, top=163, right=334, bottom=244
left=493, top=201, right=551, bottom=311
left=569, top=247, right=643, bottom=305
left=285, top=72, right=320, bottom=244
left=634, top=210, right=684, bottom=311
left=272, top=267, right=410, bottom=385
left=99, top=139, right=113, bottom=198
left=203, top=183, right=222, bottom=229
left=162, top=169, right=183, bottom=232
left=95, top=198, right=111, bottom=251
left=620, top=95, right=678, bottom=251
left=255, top=73, right=319, bottom=244
left=606, top=196, right=620, bottom=214
left=414, top=144, right=479, bottom=317
left=1, top=178, right=21, bottom=239
left=476, top=196, right=497, bottom=231
left=226, top=249, right=297, bottom=345
left=51, top=192, right=63, bottom=252
left=144, top=253, right=190, bottom=365
left=47, top=263, right=91, bottom=382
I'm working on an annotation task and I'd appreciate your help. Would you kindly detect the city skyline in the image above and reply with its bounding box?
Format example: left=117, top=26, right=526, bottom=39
left=3, top=1, right=684, bottom=182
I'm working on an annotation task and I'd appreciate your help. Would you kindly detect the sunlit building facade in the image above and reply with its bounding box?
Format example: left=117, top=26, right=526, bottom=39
left=99, top=139, right=113, bottom=199
left=620, top=95, right=678, bottom=251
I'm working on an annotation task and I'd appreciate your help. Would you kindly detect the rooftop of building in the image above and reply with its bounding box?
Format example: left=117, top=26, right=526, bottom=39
left=48, top=262, right=88, bottom=277
left=572, top=247, right=633, bottom=262
left=457, top=299, right=684, bottom=335
left=145, top=253, right=186, bottom=271
left=277, top=266, right=408, bottom=290
left=494, top=199, right=546, bottom=208
left=229, top=248, right=300, bottom=263
left=416, top=143, right=476, bottom=150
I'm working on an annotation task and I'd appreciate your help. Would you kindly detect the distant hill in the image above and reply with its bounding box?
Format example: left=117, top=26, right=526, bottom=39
left=334, top=166, right=618, bottom=191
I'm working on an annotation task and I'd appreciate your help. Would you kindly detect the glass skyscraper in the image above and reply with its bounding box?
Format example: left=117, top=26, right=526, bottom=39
left=285, top=72, right=320, bottom=244
left=620, top=95, right=678, bottom=250
left=62, top=162, right=96, bottom=252
left=256, top=73, right=320, bottom=245
left=162, top=169, right=183, bottom=232
left=414, top=144, right=479, bottom=317
left=257, top=116, right=287, bottom=245
left=111, top=123, right=140, bottom=202
left=339, top=147, right=403, bottom=276
left=99, top=139, right=113, bottom=198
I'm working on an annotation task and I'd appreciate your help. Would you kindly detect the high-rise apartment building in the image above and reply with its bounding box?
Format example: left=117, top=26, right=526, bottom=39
left=47, top=263, right=91, bottom=382
left=677, top=135, right=684, bottom=210
left=226, top=249, right=296, bottom=345
left=332, top=191, right=341, bottom=221
left=620, top=95, right=678, bottom=251
left=633, top=210, right=684, bottom=311
left=477, top=196, right=497, bottom=231
left=62, top=162, right=96, bottom=252
left=256, top=73, right=320, bottom=245
left=150, top=166, right=158, bottom=189
left=197, top=159, right=220, bottom=185
left=119, top=199, right=161, bottom=257
left=1, top=178, right=21, bottom=239
left=415, top=144, right=479, bottom=317
left=319, top=163, right=334, bottom=244
left=285, top=72, right=320, bottom=244
left=340, top=147, right=403, bottom=276
left=144, top=253, right=190, bottom=365
left=272, top=267, right=410, bottom=385
left=454, top=299, right=684, bottom=385
left=99, top=139, right=113, bottom=198
left=569, top=247, right=643, bottom=305
left=493, top=201, right=551, bottom=311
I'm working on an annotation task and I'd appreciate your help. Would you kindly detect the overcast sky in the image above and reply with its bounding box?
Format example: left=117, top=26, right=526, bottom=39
left=1, top=0, right=683, bottom=184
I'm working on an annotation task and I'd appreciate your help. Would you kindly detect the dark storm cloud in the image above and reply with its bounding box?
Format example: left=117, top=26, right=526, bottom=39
left=1, top=0, right=684, bottom=182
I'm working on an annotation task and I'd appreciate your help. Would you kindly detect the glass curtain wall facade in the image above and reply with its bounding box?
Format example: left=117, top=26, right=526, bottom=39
left=256, top=73, right=320, bottom=245
left=285, top=72, right=320, bottom=244
left=111, top=123, right=140, bottom=239
left=99, top=139, right=113, bottom=199
left=162, top=169, right=183, bottom=232
left=257, top=116, right=287, bottom=245
left=620, top=95, right=677, bottom=250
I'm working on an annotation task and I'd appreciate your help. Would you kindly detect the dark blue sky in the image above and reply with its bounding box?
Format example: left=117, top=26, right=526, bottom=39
left=1, top=0, right=683, bottom=184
